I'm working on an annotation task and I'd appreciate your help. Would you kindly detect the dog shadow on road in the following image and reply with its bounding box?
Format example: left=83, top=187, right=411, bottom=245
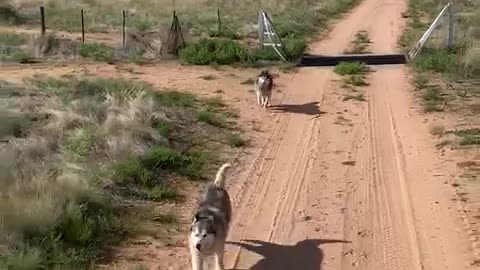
left=226, top=238, right=350, bottom=270
left=269, top=102, right=326, bottom=117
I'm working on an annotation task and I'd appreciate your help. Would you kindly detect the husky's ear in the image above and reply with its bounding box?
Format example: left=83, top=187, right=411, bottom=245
left=193, top=213, right=200, bottom=222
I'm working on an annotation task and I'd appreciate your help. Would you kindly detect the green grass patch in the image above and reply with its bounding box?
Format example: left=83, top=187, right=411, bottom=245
left=65, top=127, right=97, bottom=160
left=27, top=77, right=154, bottom=102
left=413, top=48, right=460, bottom=73
left=343, top=75, right=369, bottom=86
left=145, top=185, right=179, bottom=201
left=334, top=62, right=367, bottom=75
left=127, top=48, right=146, bottom=65
left=152, top=118, right=175, bottom=137
left=179, top=38, right=307, bottom=66
left=429, top=124, right=445, bottom=136
left=413, top=74, right=429, bottom=90
left=226, top=132, right=246, bottom=148
left=0, top=33, right=26, bottom=46
left=78, top=43, right=114, bottom=62
left=344, top=30, right=370, bottom=54
left=11, top=50, right=35, bottom=63
left=354, top=30, right=370, bottom=44
left=154, top=213, right=178, bottom=224
left=133, top=19, right=156, bottom=33
left=114, top=146, right=211, bottom=188
left=114, top=159, right=156, bottom=187
left=1, top=199, right=114, bottom=269
left=453, top=128, right=480, bottom=145
left=421, top=86, right=444, bottom=112
left=203, top=96, right=226, bottom=111
left=421, top=87, right=443, bottom=102
left=179, top=38, right=251, bottom=65
left=154, top=91, right=196, bottom=108
left=208, top=27, right=241, bottom=40
left=197, top=110, right=227, bottom=127
left=459, top=135, right=480, bottom=145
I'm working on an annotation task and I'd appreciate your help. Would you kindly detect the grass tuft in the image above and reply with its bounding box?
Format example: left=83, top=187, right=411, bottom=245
left=78, top=43, right=114, bottom=62
left=343, top=93, right=367, bottom=102
left=197, top=110, right=226, bottom=128
left=343, top=75, right=369, bottom=86
left=226, top=132, right=246, bottom=148
left=334, top=62, right=367, bottom=75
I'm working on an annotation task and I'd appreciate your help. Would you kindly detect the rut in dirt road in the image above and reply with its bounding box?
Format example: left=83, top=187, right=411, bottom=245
left=222, top=0, right=476, bottom=270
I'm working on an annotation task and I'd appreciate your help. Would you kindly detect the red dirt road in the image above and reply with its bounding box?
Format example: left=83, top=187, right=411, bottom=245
left=222, top=0, right=476, bottom=269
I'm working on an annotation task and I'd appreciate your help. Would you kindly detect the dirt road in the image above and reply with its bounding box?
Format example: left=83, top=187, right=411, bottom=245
left=222, top=0, right=476, bottom=269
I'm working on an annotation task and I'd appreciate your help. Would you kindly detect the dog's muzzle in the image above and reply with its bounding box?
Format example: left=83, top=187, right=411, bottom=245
left=195, top=243, right=201, bottom=251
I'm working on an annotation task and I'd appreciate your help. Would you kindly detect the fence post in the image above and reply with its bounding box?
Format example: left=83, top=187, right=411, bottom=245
left=122, top=10, right=126, bottom=46
left=447, top=3, right=454, bottom=49
left=217, top=8, right=221, bottom=35
left=40, top=6, right=46, bottom=36
left=258, top=11, right=264, bottom=50
left=81, top=9, right=85, bottom=43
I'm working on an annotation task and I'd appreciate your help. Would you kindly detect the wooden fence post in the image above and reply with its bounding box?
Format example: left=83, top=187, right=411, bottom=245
left=40, top=6, right=46, bottom=36
left=217, top=8, right=221, bottom=35
left=81, top=9, right=85, bottom=43
left=258, top=11, right=264, bottom=50
left=122, top=10, right=126, bottom=46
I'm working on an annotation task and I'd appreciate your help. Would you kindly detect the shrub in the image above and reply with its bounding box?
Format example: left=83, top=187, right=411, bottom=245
left=413, top=48, right=460, bottom=73
left=12, top=50, right=34, bottom=63
left=146, top=185, right=178, bottom=201
left=334, top=62, right=367, bottom=75
left=154, top=91, right=196, bottom=107
left=197, top=110, right=226, bottom=127
left=226, top=133, right=246, bottom=147
left=152, top=118, right=175, bottom=137
left=179, top=38, right=251, bottom=65
left=343, top=75, right=369, bottom=86
left=78, top=43, right=114, bottom=62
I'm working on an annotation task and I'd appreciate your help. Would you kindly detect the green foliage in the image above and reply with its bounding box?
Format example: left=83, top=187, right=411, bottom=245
left=334, top=62, right=367, bottom=75
left=78, top=43, right=114, bottom=62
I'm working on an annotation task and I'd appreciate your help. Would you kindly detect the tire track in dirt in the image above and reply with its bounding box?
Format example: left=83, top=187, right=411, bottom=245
left=225, top=0, right=477, bottom=269
left=365, top=77, right=421, bottom=270
left=226, top=70, right=330, bottom=269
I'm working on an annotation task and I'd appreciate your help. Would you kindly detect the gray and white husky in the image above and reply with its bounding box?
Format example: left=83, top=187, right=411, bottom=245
left=254, top=69, right=274, bottom=108
left=189, top=163, right=232, bottom=270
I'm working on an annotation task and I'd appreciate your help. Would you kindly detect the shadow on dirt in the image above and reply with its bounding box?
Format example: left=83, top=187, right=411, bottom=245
left=227, top=238, right=350, bottom=270
left=269, top=102, right=326, bottom=116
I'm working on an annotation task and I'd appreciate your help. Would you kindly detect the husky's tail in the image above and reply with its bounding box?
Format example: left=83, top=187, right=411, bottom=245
left=214, top=163, right=232, bottom=188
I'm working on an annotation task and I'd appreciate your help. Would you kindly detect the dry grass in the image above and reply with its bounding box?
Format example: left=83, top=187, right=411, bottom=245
left=344, top=30, right=371, bottom=54
left=4, top=0, right=360, bottom=65
left=0, top=76, right=241, bottom=269
left=430, top=124, right=445, bottom=136
left=9, top=0, right=358, bottom=34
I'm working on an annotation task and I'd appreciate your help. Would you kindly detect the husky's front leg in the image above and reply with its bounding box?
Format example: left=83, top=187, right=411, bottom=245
left=214, top=246, right=225, bottom=270
left=265, top=96, right=271, bottom=108
left=261, top=96, right=268, bottom=109
left=254, top=82, right=261, bottom=106
left=190, top=247, right=204, bottom=270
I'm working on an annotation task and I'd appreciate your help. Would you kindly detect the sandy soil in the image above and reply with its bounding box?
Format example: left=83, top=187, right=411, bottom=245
left=220, top=0, right=477, bottom=269
left=1, top=0, right=478, bottom=269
